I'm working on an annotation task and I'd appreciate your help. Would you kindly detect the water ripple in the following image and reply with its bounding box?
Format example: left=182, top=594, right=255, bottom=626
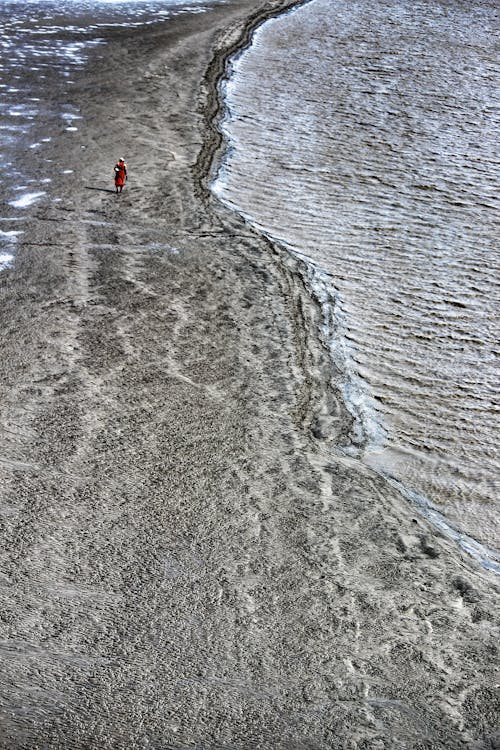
left=213, top=0, right=500, bottom=552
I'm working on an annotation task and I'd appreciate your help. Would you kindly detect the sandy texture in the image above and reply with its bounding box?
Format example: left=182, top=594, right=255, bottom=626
left=0, top=2, right=499, bottom=748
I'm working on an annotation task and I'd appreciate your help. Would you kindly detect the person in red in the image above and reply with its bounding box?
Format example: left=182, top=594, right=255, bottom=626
left=114, top=157, right=127, bottom=194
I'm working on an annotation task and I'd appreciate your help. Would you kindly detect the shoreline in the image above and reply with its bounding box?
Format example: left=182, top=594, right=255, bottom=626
left=196, top=0, right=500, bottom=573
left=0, top=1, right=499, bottom=748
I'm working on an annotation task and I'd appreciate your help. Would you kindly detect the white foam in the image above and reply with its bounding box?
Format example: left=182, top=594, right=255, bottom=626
left=8, top=105, right=37, bottom=118
left=9, top=191, right=46, bottom=208
left=0, top=253, right=14, bottom=271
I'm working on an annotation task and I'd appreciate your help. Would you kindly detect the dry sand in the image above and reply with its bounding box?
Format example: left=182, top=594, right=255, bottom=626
left=0, top=1, right=499, bottom=748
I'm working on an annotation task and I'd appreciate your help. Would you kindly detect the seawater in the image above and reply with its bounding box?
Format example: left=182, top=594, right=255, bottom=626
left=0, top=0, right=216, bottom=266
left=212, top=0, right=500, bottom=560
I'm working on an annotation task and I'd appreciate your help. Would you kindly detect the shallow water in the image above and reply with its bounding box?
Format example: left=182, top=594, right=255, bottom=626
left=213, top=0, right=500, bottom=553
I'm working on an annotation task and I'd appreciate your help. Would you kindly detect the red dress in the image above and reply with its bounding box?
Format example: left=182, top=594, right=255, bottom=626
left=114, top=162, right=127, bottom=188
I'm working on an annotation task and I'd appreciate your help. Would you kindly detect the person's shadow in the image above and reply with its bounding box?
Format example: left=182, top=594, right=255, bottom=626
left=85, top=186, right=116, bottom=194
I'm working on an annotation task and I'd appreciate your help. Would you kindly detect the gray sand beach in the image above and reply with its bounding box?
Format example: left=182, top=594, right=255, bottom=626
left=0, top=1, right=498, bottom=748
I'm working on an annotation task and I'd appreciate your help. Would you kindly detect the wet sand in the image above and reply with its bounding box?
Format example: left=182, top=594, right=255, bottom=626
left=0, top=1, right=499, bottom=748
